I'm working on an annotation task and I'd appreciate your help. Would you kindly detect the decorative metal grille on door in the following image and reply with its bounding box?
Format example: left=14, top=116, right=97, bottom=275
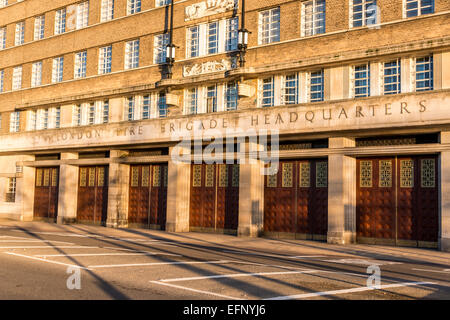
left=264, top=159, right=328, bottom=238
left=77, top=166, right=108, bottom=224
left=128, top=164, right=168, bottom=229
left=357, top=156, right=438, bottom=246
left=34, top=167, right=59, bottom=221
left=189, top=163, right=240, bottom=232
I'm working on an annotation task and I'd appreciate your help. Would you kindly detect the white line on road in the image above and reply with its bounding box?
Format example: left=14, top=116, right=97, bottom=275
left=412, top=268, right=450, bottom=274
left=4, top=252, right=90, bottom=270
left=265, top=282, right=436, bottom=300
left=150, top=281, right=240, bottom=300
left=222, top=250, right=324, bottom=260
left=159, top=270, right=322, bottom=282
left=89, top=260, right=234, bottom=269
left=34, top=252, right=182, bottom=258
left=0, top=240, right=74, bottom=244
left=0, top=246, right=99, bottom=249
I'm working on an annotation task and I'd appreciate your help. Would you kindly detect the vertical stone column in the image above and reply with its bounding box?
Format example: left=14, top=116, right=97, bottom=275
left=57, top=153, right=79, bottom=224
left=165, top=145, right=191, bottom=232
left=370, top=61, right=381, bottom=96
left=434, top=52, right=450, bottom=90
left=327, top=137, right=356, bottom=245
left=325, top=67, right=346, bottom=101
left=106, top=150, right=130, bottom=228
left=401, top=58, right=413, bottom=93
left=19, top=155, right=36, bottom=222
left=237, top=142, right=265, bottom=237
left=439, top=132, right=450, bottom=252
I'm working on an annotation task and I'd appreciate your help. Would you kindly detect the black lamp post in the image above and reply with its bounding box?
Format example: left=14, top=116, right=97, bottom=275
left=166, top=0, right=176, bottom=79
left=238, top=0, right=249, bottom=68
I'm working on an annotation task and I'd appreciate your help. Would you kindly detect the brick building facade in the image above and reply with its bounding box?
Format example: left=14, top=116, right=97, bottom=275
left=0, top=0, right=449, bottom=251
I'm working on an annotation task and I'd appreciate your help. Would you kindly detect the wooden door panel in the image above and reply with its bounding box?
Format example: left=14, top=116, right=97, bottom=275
left=77, top=166, right=108, bottom=224
left=34, top=167, right=59, bottom=221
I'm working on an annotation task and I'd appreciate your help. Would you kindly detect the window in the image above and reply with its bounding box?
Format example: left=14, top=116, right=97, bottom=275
left=225, top=18, right=238, bottom=51
left=258, top=7, right=280, bottom=44
left=207, top=85, right=218, bottom=112
left=52, top=57, right=64, bottom=83
left=76, top=1, right=90, bottom=29
left=156, top=0, right=171, bottom=7
left=74, top=51, right=87, bottom=78
left=142, top=95, right=150, bottom=120
left=28, top=110, right=37, bottom=131
left=0, top=27, right=6, bottom=49
left=404, top=0, right=434, bottom=18
left=309, top=70, right=324, bottom=102
left=127, top=0, right=141, bottom=15
left=73, top=105, right=82, bottom=126
left=31, top=61, right=43, bottom=87
left=207, top=22, right=219, bottom=55
left=350, top=0, right=378, bottom=28
left=302, top=0, right=326, bottom=37
left=10, top=112, right=20, bottom=133
left=38, top=109, right=49, bottom=130
left=282, top=74, right=298, bottom=105
left=158, top=93, right=167, bottom=118
left=88, top=103, right=95, bottom=125
left=125, top=40, right=139, bottom=69
left=126, top=97, right=135, bottom=121
left=225, top=82, right=238, bottom=111
left=34, top=15, right=45, bottom=40
left=352, top=64, right=370, bottom=97
left=98, top=45, right=112, bottom=74
left=101, top=0, right=114, bottom=22
left=102, top=100, right=109, bottom=123
left=383, top=59, right=401, bottom=95
left=55, top=8, right=66, bottom=35
left=15, top=21, right=25, bottom=46
left=154, top=33, right=169, bottom=64
left=12, top=66, right=22, bottom=90
left=0, top=0, right=8, bottom=8
left=6, top=178, right=16, bottom=203
left=260, top=77, right=275, bottom=107
left=55, top=107, right=61, bottom=128
left=0, top=69, right=4, bottom=92
left=186, top=88, right=198, bottom=115
left=415, top=56, right=433, bottom=92
left=187, top=26, right=199, bottom=58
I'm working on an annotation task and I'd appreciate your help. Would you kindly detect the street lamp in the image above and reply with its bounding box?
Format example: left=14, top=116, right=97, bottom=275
left=238, top=0, right=249, bottom=68
left=166, top=43, right=176, bottom=79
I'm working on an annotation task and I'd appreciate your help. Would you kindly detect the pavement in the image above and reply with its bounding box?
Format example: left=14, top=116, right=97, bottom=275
left=0, top=220, right=449, bottom=300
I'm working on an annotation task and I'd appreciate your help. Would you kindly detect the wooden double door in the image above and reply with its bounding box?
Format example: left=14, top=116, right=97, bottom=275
left=77, top=166, right=108, bottom=224
left=128, top=164, right=168, bottom=229
left=264, top=159, right=328, bottom=239
left=357, top=156, right=438, bottom=246
left=34, top=167, right=59, bottom=222
left=189, top=163, right=240, bottom=233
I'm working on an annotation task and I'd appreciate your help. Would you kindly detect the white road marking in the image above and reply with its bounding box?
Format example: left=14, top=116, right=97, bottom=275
left=34, top=252, right=181, bottom=258
left=265, top=282, right=435, bottom=300
left=222, top=250, right=323, bottom=260
left=0, top=240, right=73, bottom=244
left=289, top=256, right=326, bottom=259
left=412, top=268, right=450, bottom=274
left=4, top=252, right=90, bottom=270
left=0, top=246, right=99, bottom=249
left=159, top=270, right=322, bottom=282
left=150, top=281, right=240, bottom=300
left=89, top=260, right=234, bottom=269
left=323, top=258, right=402, bottom=266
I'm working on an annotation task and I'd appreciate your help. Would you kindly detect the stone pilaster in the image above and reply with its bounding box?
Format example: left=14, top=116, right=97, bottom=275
left=19, top=155, right=36, bottom=222
left=327, top=137, right=357, bottom=245
left=237, top=142, right=265, bottom=237
left=439, top=132, right=450, bottom=252
left=106, top=150, right=129, bottom=228
left=433, top=52, right=450, bottom=90
left=165, top=145, right=191, bottom=232
left=57, top=153, right=79, bottom=224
